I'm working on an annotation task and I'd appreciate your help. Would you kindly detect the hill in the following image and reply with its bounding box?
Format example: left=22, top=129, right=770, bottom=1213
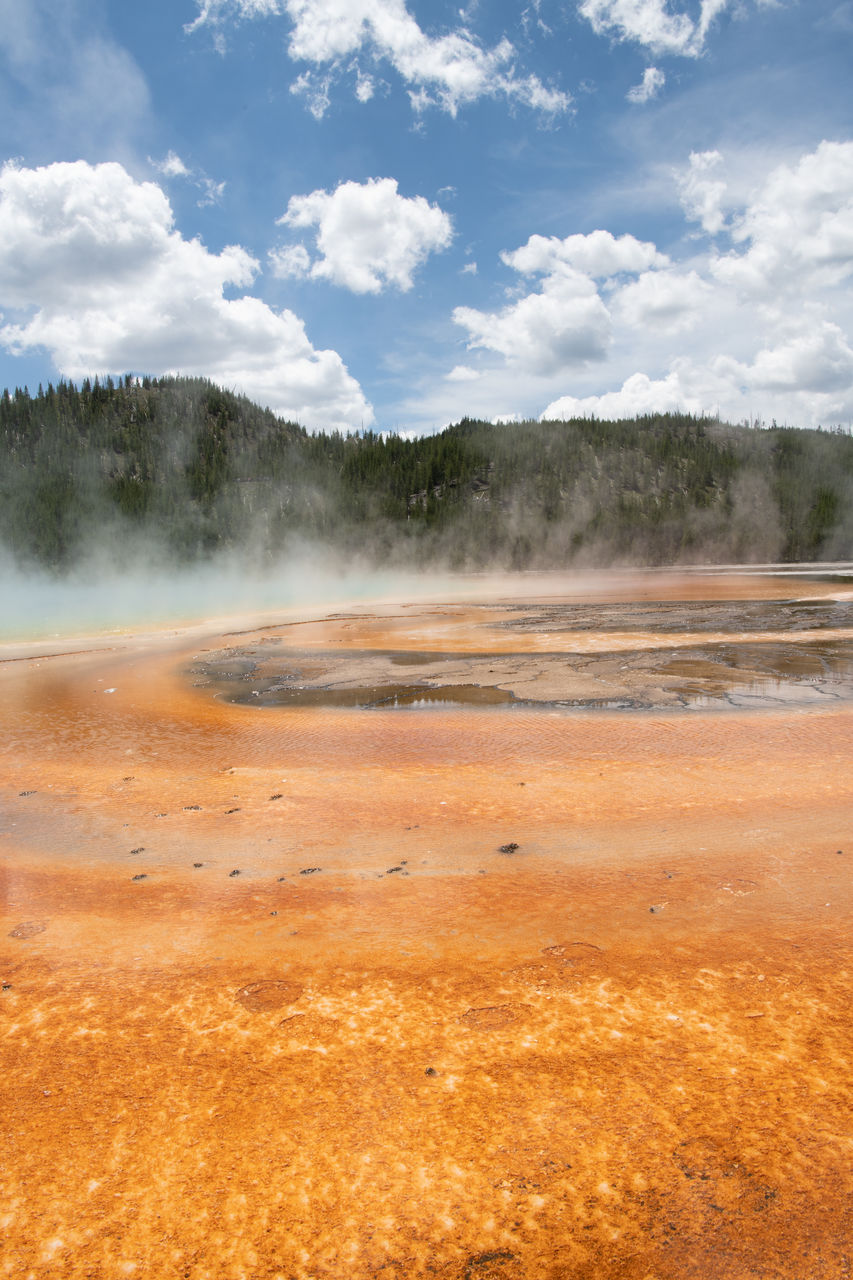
left=1, top=375, right=851, bottom=570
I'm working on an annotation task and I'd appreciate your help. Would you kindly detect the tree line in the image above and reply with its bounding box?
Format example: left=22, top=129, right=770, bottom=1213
left=1, top=375, right=851, bottom=571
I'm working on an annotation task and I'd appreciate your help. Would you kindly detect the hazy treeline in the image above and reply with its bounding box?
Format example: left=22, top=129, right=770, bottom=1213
left=1, top=374, right=851, bottom=571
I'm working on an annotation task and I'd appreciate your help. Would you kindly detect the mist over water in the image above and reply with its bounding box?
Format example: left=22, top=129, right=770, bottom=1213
left=0, top=547, right=441, bottom=643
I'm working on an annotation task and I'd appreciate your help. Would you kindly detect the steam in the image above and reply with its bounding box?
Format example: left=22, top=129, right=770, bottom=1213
left=0, top=543, right=427, bottom=642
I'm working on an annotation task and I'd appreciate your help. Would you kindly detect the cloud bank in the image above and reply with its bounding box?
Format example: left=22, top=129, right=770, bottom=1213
left=0, top=160, right=371, bottom=429
left=394, top=140, right=853, bottom=432
left=539, top=141, right=853, bottom=425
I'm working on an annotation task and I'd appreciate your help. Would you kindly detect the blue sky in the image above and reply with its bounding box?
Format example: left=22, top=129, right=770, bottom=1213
left=0, top=0, right=852, bottom=433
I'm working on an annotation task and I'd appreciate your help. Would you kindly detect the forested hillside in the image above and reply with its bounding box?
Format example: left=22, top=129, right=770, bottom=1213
left=1, top=375, right=851, bottom=571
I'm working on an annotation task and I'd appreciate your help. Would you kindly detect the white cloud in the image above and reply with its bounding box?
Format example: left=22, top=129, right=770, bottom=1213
left=453, top=230, right=667, bottom=377
left=677, top=149, right=727, bottom=234
left=152, top=150, right=191, bottom=178
left=711, top=140, right=853, bottom=295
left=198, top=179, right=226, bottom=207
left=577, top=0, right=730, bottom=57
left=188, top=0, right=570, bottom=117
left=626, top=66, right=665, bottom=103
left=276, top=177, right=453, bottom=293
left=289, top=68, right=333, bottom=119
left=0, top=161, right=370, bottom=429
left=541, top=321, right=853, bottom=430
left=354, top=66, right=375, bottom=101
left=542, top=368, right=704, bottom=419
left=503, top=228, right=667, bottom=278
left=269, top=243, right=313, bottom=278
left=718, top=322, right=853, bottom=395
left=446, top=364, right=480, bottom=381
left=453, top=270, right=613, bottom=376
left=452, top=140, right=853, bottom=431
left=614, top=268, right=712, bottom=332
left=461, top=261, right=478, bottom=276
left=186, top=0, right=282, bottom=31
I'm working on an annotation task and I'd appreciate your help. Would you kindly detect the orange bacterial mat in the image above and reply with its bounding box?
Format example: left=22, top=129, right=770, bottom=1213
left=1, top=571, right=851, bottom=1279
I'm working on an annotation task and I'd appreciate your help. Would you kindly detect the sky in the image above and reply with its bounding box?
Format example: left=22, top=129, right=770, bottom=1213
left=0, top=0, right=852, bottom=435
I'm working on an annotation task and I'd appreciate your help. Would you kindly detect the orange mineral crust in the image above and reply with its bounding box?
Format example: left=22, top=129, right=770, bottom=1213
left=1, top=572, right=851, bottom=1279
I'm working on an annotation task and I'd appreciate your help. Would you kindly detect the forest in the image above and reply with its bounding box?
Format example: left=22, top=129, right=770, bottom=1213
left=1, top=374, right=851, bottom=572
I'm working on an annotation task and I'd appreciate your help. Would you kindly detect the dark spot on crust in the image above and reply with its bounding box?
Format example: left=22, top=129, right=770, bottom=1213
left=235, top=979, right=302, bottom=1012
left=459, top=1004, right=521, bottom=1030
left=9, top=921, right=47, bottom=939
left=464, top=1250, right=517, bottom=1278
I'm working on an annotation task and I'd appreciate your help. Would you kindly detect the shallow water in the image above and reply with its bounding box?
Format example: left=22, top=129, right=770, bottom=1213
left=191, top=594, right=853, bottom=711
left=1, top=570, right=852, bottom=1279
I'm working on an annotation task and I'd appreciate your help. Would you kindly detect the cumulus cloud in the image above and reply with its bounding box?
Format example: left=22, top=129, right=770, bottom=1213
left=486, top=139, right=853, bottom=430
left=542, top=368, right=705, bottom=419
left=718, top=322, right=853, bottom=395
left=711, top=140, right=853, bottom=295
left=187, top=0, right=570, bottom=117
left=577, top=0, right=730, bottom=57
left=626, top=66, right=665, bottom=103
left=274, top=177, right=452, bottom=293
left=677, top=149, right=728, bottom=234
left=453, top=270, right=613, bottom=376
left=614, top=268, right=713, bottom=332
left=502, top=228, right=667, bottom=278
left=453, top=230, right=668, bottom=377
left=0, top=160, right=371, bottom=429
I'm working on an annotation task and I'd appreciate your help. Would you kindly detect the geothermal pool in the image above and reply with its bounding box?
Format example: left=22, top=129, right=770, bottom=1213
left=1, top=570, right=852, bottom=1278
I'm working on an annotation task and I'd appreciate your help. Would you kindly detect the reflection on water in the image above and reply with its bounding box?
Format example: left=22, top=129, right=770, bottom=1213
left=689, top=676, right=853, bottom=708
left=216, top=679, right=516, bottom=709
left=193, top=637, right=853, bottom=712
